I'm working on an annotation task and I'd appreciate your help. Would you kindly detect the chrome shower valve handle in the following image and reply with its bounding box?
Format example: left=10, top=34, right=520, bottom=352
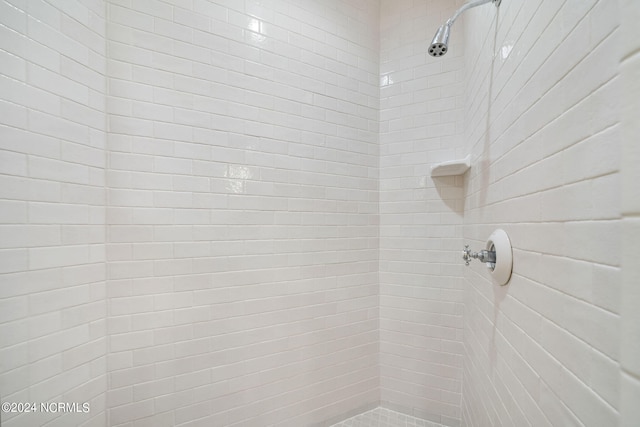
left=463, top=245, right=472, bottom=266
left=462, top=245, right=496, bottom=266
left=463, top=230, right=513, bottom=285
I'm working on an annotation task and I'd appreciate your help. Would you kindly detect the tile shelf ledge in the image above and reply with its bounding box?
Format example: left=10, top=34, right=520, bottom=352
left=430, top=155, right=471, bottom=177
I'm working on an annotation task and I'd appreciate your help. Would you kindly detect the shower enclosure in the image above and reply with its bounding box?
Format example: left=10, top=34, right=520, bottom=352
left=1, top=0, right=639, bottom=426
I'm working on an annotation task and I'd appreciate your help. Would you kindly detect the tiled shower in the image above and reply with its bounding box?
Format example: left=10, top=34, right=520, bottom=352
left=1, top=1, right=639, bottom=427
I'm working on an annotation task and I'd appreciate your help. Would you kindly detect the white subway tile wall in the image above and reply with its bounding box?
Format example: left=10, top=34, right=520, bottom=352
left=2, top=1, right=638, bottom=427
left=0, top=1, right=108, bottom=426
left=105, top=0, right=379, bottom=426
left=461, top=1, right=622, bottom=426
left=620, top=1, right=640, bottom=426
left=379, top=0, right=466, bottom=425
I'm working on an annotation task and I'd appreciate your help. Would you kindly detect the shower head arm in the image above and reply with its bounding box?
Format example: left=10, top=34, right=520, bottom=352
left=429, top=0, right=500, bottom=57
left=445, top=0, right=499, bottom=27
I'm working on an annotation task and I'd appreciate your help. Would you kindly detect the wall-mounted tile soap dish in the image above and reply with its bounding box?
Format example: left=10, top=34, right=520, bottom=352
left=430, top=155, right=470, bottom=177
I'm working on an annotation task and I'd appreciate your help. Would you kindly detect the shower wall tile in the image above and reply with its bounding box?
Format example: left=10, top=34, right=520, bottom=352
left=621, top=372, right=640, bottom=427
left=620, top=2, right=640, bottom=423
left=0, top=1, right=107, bottom=426
left=620, top=48, right=640, bottom=216
left=105, top=0, right=379, bottom=425
left=461, top=0, right=623, bottom=426
left=379, top=1, right=466, bottom=425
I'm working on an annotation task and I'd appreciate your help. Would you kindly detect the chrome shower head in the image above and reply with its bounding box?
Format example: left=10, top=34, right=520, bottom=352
left=428, top=25, right=450, bottom=57
left=428, top=0, right=501, bottom=58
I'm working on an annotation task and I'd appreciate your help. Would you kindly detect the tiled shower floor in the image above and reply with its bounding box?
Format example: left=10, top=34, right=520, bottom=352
left=329, top=407, right=446, bottom=427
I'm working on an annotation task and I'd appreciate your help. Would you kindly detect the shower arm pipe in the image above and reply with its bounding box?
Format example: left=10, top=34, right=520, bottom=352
left=445, top=0, right=499, bottom=27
